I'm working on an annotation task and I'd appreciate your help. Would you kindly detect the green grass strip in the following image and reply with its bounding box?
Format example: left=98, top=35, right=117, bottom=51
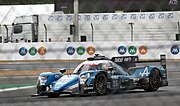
left=0, top=83, right=36, bottom=89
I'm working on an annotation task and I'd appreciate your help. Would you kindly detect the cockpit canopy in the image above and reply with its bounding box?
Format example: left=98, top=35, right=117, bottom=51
left=73, top=60, right=129, bottom=75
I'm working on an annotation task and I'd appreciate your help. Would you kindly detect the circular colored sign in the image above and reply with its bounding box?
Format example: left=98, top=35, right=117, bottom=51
left=128, top=46, right=137, bottom=55
left=171, top=45, right=179, bottom=55
left=29, top=47, right=37, bottom=56
left=77, top=46, right=85, bottom=55
left=87, top=46, right=96, bottom=55
left=139, top=46, right=148, bottom=55
left=38, top=47, right=47, bottom=55
left=118, top=46, right=127, bottom=55
left=67, top=46, right=75, bottom=55
left=19, top=47, right=27, bottom=56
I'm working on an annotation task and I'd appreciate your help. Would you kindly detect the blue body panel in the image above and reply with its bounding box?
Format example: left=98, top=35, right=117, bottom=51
left=53, top=75, right=79, bottom=91
left=39, top=72, right=63, bottom=86
left=129, top=66, right=166, bottom=78
left=52, top=71, right=99, bottom=93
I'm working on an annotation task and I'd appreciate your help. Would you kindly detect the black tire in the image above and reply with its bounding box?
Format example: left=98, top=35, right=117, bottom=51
left=37, top=80, right=46, bottom=94
left=93, top=72, right=107, bottom=95
left=144, top=69, right=161, bottom=92
left=79, top=84, right=88, bottom=96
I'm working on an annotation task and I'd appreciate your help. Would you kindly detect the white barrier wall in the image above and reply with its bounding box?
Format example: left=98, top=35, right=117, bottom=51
left=0, top=41, right=180, bottom=61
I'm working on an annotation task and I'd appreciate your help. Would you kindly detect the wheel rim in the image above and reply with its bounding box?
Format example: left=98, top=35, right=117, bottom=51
left=149, top=70, right=161, bottom=90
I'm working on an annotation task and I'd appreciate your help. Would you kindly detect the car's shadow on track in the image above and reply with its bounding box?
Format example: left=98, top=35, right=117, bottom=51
left=30, top=89, right=169, bottom=99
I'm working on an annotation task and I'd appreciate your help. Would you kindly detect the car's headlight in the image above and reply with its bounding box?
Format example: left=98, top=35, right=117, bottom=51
left=38, top=76, right=48, bottom=85
left=80, top=73, right=90, bottom=79
left=163, top=72, right=167, bottom=78
left=39, top=76, right=48, bottom=80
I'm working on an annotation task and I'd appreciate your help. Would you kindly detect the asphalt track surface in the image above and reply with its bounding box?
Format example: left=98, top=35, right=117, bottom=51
left=0, top=61, right=180, bottom=106
left=0, top=60, right=82, bottom=71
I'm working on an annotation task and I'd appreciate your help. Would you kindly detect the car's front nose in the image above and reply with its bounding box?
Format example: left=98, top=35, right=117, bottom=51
left=53, top=75, right=80, bottom=93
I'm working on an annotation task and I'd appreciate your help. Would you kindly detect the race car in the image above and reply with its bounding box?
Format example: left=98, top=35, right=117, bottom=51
left=33, top=54, right=168, bottom=97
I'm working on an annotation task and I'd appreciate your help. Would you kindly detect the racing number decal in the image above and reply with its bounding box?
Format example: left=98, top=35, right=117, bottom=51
left=139, top=67, right=149, bottom=77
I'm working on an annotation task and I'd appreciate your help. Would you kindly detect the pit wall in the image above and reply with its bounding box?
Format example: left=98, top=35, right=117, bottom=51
left=0, top=41, right=180, bottom=61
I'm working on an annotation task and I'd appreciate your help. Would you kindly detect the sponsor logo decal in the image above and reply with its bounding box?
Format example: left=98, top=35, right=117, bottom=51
left=19, top=47, right=27, bottom=56
left=87, top=46, right=96, bottom=55
left=128, top=46, right=137, bottom=55
left=118, top=46, right=126, bottom=55
left=139, top=67, right=149, bottom=77
left=77, top=46, right=85, bottom=55
left=29, top=47, right=37, bottom=56
left=139, top=46, right=148, bottom=55
left=67, top=46, right=75, bottom=55
left=38, top=47, right=47, bottom=56
left=171, top=45, right=179, bottom=55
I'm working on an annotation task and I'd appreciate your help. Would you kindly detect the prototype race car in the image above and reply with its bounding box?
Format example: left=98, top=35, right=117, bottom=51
left=33, top=54, right=168, bottom=97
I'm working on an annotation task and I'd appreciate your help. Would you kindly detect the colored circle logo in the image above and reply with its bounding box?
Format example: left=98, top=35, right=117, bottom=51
left=139, top=46, right=148, bottom=55
left=38, top=47, right=47, bottom=56
left=118, top=46, right=126, bottom=55
left=19, top=47, right=27, bottom=56
left=87, top=46, right=96, bottom=55
left=128, top=46, right=137, bottom=55
left=171, top=45, right=179, bottom=55
left=29, top=47, right=37, bottom=56
left=67, top=46, right=75, bottom=55
left=77, top=46, right=85, bottom=55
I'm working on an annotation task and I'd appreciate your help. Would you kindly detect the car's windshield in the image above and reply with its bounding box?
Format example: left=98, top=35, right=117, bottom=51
left=73, top=60, right=128, bottom=75
left=73, top=61, right=105, bottom=74
left=82, top=64, right=101, bottom=71
left=73, top=63, right=102, bottom=74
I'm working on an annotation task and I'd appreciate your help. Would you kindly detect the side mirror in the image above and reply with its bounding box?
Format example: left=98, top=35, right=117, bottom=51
left=59, top=68, right=66, bottom=74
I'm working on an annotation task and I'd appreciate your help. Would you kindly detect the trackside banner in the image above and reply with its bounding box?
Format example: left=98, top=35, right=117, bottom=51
left=0, top=41, right=180, bottom=61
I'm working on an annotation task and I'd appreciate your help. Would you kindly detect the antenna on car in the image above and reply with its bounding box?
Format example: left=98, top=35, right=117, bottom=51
left=94, top=54, right=100, bottom=57
left=87, top=54, right=110, bottom=61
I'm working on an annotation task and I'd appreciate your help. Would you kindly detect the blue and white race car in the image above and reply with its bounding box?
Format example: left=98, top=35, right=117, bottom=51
left=33, top=54, right=168, bottom=97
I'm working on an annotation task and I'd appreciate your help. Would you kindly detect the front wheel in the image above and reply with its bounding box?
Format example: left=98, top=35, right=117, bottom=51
left=93, top=72, right=107, bottom=95
left=144, top=69, right=161, bottom=92
left=37, top=80, right=46, bottom=94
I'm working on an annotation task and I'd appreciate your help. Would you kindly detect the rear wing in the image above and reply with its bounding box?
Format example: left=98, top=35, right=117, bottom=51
left=111, top=56, right=139, bottom=70
left=87, top=54, right=166, bottom=71
left=111, top=54, right=166, bottom=71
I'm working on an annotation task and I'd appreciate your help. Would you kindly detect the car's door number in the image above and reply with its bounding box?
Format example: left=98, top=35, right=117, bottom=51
left=139, top=67, right=149, bottom=77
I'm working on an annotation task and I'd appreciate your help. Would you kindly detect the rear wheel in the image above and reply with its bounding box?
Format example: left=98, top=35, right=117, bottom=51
left=93, top=72, right=107, bottom=95
left=144, top=69, right=161, bottom=92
